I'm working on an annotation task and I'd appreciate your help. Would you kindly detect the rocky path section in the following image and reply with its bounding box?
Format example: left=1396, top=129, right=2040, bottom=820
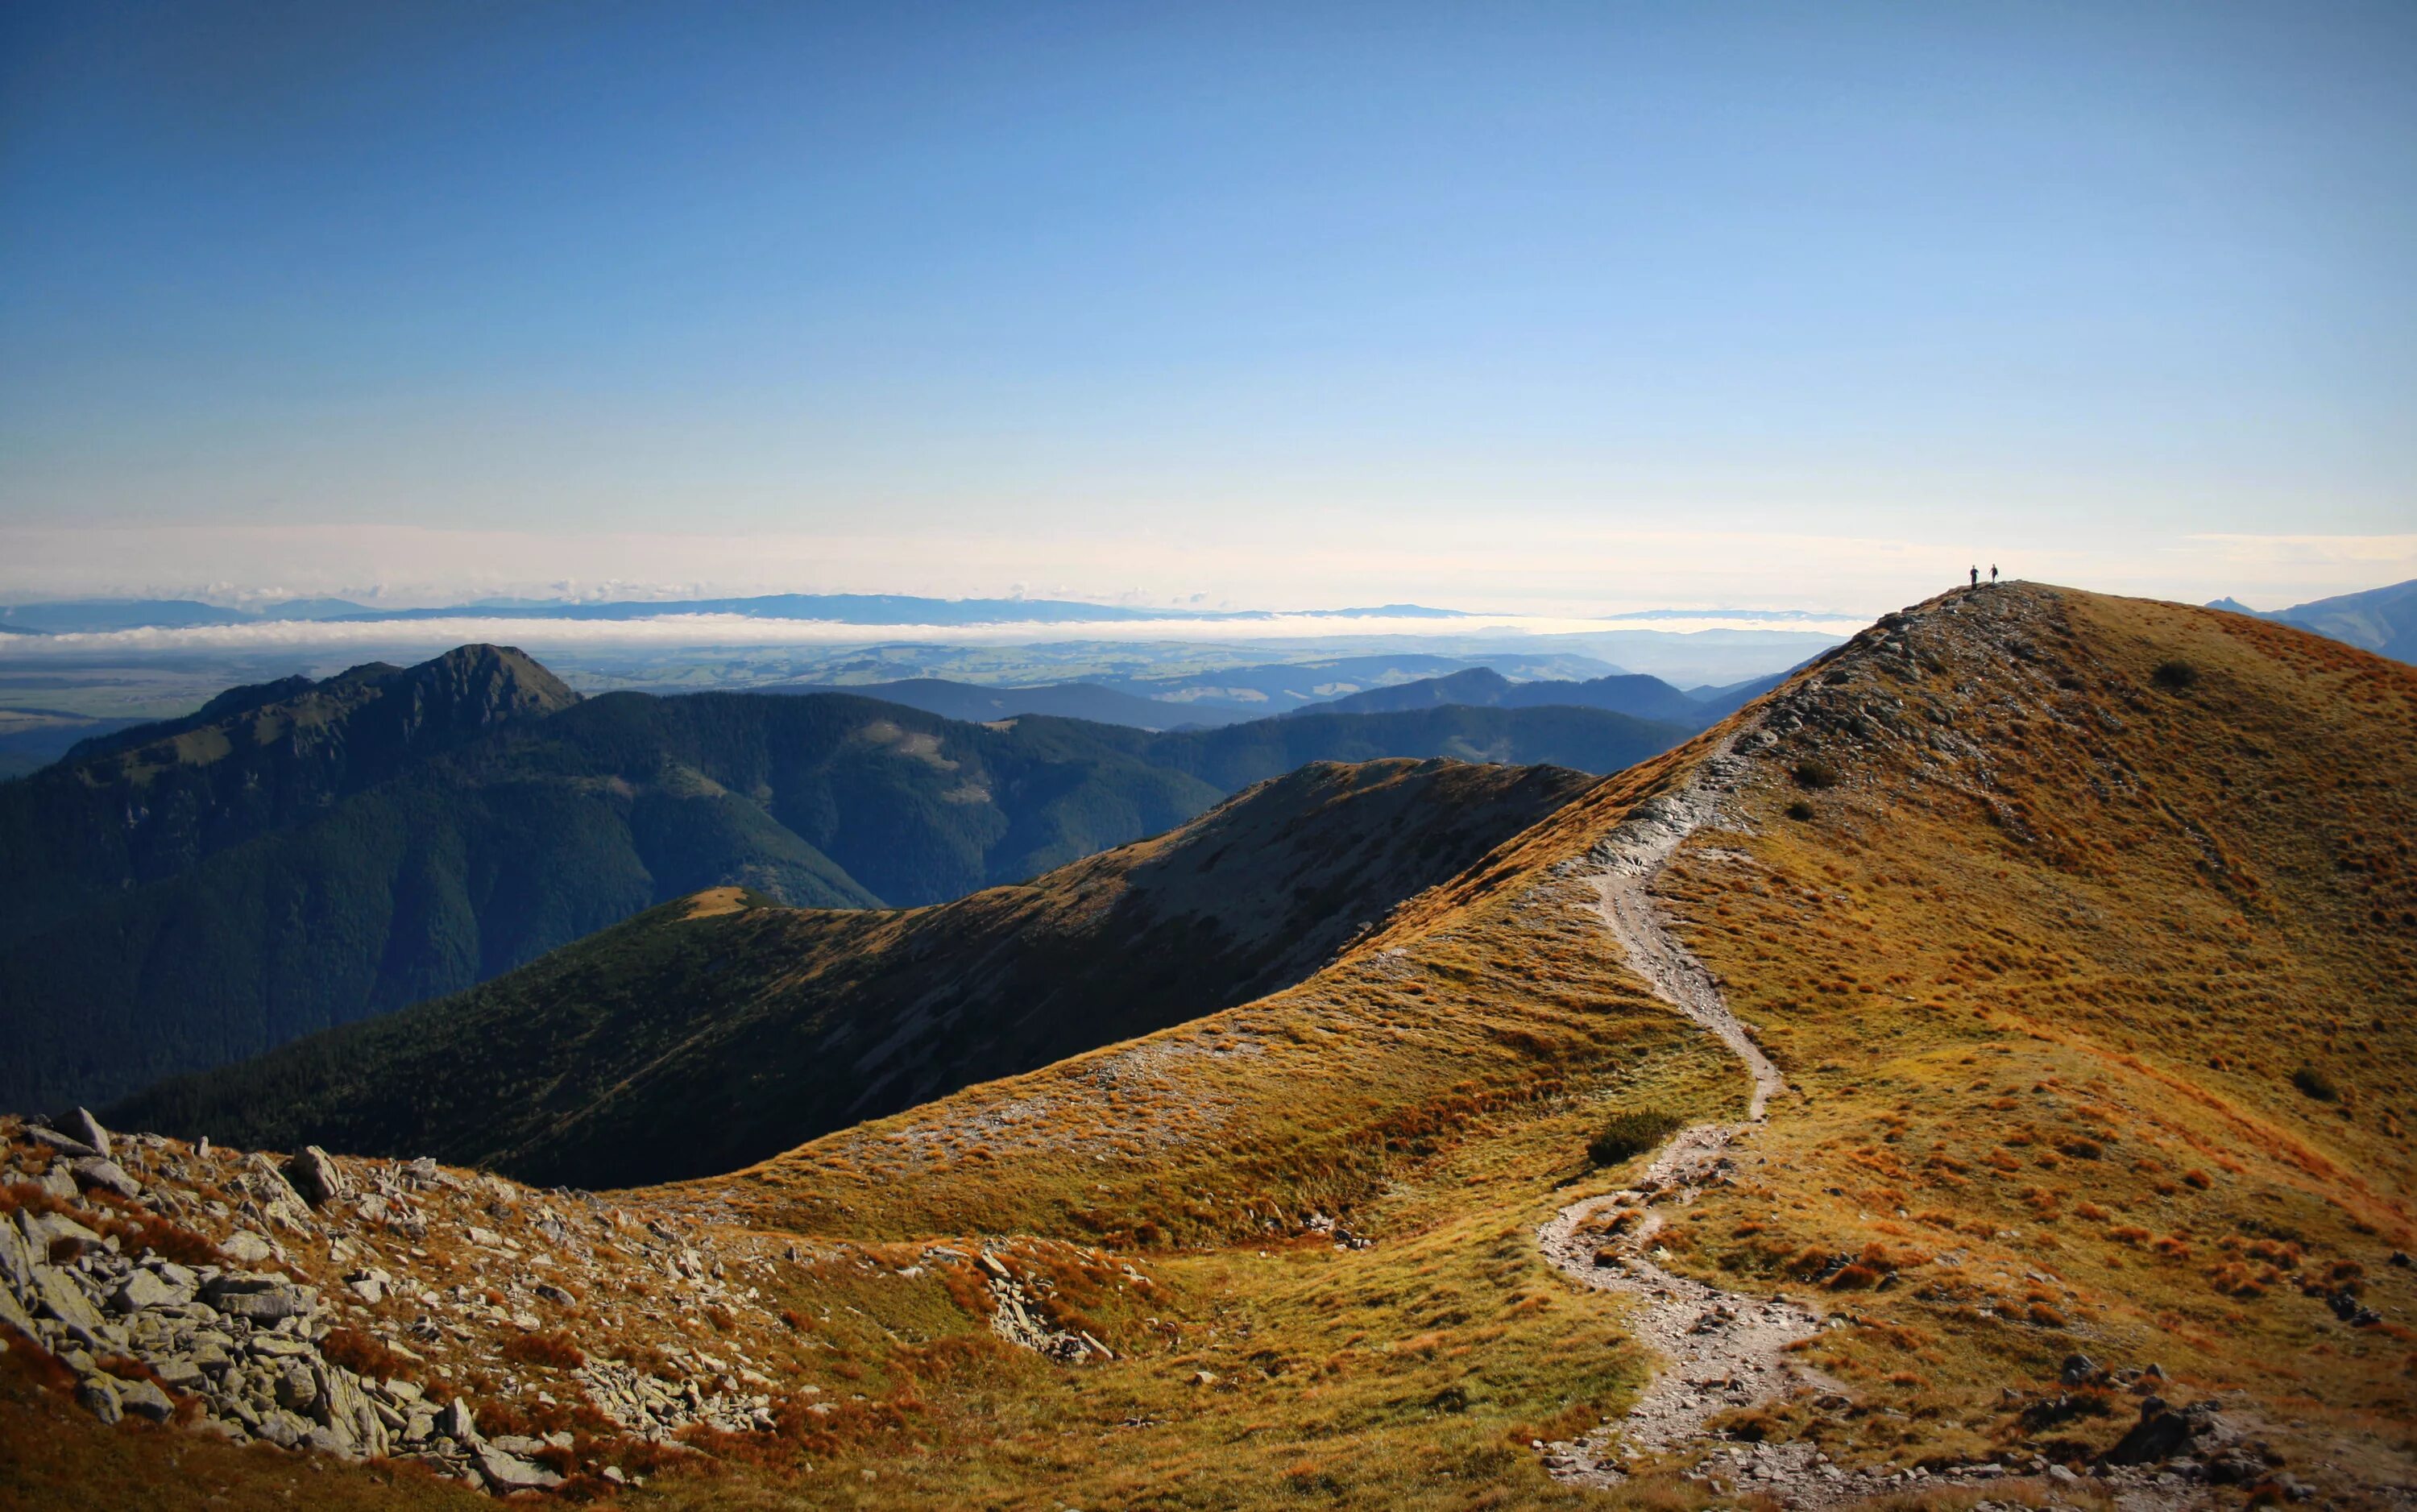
left=1536, top=733, right=1835, bottom=1484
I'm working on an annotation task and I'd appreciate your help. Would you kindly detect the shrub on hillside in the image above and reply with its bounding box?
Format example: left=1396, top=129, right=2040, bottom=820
left=2150, top=659, right=2199, bottom=690
left=2292, top=1065, right=2339, bottom=1102
left=1587, top=1109, right=1684, bottom=1167
left=1792, top=760, right=1839, bottom=790
left=1785, top=800, right=1815, bottom=822
left=500, top=1330, right=586, bottom=1370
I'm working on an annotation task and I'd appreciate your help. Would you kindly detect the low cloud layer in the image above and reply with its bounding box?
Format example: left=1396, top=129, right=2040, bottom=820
left=0, top=609, right=1872, bottom=659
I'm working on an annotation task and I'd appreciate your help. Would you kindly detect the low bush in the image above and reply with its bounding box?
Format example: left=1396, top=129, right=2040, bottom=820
left=501, top=1330, right=587, bottom=1370
left=1586, top=1109, right=1685, bottom=1167
left=2151, top=659, right=2199, bottom=690
left=1793, top=760, right=1839, bottom=790
left=2292, top=1065, right=2338, bottom=1101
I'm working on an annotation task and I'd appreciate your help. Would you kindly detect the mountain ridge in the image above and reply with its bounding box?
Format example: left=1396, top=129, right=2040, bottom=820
left=0, top=654, right=1689, bottom=1111
left=2211, top=576, right=2415, bottom=663
left=109, top=756, right=1598, bottom=1187
left=1303, top=665, right=1713, bottom=726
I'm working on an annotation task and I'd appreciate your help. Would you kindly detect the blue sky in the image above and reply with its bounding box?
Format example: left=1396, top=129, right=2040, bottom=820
left=2, top=2, right=2412, bottom=613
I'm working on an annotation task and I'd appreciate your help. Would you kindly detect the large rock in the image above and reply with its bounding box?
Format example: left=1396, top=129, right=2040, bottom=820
left=317, top=1364, right=388, bottom=1459
left=0, top=1282, right=37, bottom=1339
left=219, top=1230, right=275, bottom=1266
left=201, top=1273, right=317, bottom=1324
left=32, top=1266, right=110, bottom=1345
left=68, top=1158, right=141, bottom=1201
left=240, top=1155, right=315, bottom=1232
left=76, top=1373, right=122, bottom=1425
left=26, top=1126, right=97, bottom=1160
left=478, top=1442, right=566, bottom=1490
left=19, top=1208, right=104, bottom=1261
left=111, top=1268, right=197, bottom=1314
left=115, top=1375, right=174, bottom=1421
left=284, top=1146, right=347, bottom=1207
left=68, top=1108, right=113, bottom=1160
left=0, top=1214, right=32, bottom=1293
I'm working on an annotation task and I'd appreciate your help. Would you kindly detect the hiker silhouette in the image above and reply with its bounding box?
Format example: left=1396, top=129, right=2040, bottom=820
left=1970, top=565, right=1978, bottom=587
left=1992, top=564, right=2000, bottom=585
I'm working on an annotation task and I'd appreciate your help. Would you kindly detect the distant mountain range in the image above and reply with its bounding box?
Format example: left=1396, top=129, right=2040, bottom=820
left=2209, top=578, right=2415, bottom=664
left=761, top=651, right=1644, bottom=729
left=0, top=644, right=1690, bottom=1110
left=0, top=593, right=1466, bottom=635
left=1304, top=665, right=1715, bottom=726
left=110, top=757, right=1593, bottom=1187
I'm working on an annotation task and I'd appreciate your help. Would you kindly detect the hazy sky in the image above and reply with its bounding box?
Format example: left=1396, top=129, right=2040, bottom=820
left=3, top=2, right=2412, bottom=614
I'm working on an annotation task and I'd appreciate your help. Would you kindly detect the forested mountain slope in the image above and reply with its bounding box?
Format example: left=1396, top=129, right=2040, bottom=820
left=114, top=758, right=1593, bottom=1187
left=0, top=645, right=578, bottom=949
left=3, top=652, right=1685, bottom=1111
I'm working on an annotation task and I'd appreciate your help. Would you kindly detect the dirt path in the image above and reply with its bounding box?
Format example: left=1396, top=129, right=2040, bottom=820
left=1534, top=735, right=1836, bottom=1487
left=1532, top=739, right=2169, bottom=1508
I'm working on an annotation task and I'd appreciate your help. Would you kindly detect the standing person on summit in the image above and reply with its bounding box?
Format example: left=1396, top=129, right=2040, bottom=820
left=1992, top=564, right=2000, bottom=585
left=1970, top=565, right=1979, bottom=588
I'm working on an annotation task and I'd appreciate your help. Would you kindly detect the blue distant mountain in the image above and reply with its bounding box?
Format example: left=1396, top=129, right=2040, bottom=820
left=2208, top=579, right=2415, bottom=665
left=0, top=599, right=252, bottom=633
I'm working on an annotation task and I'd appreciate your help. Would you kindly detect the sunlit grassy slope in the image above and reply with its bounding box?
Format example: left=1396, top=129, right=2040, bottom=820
left=648, top=584, right=2412, bottom=1506
left=15, top=585, right=2411, bottom=1510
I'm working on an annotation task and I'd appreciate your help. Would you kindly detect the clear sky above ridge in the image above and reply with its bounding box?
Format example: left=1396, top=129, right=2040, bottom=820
left=2, top=1, right=2412, bottom=614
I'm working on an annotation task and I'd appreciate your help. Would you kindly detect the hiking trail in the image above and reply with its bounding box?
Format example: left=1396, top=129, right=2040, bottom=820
left=1534, top=731, right=1835, bottom=1489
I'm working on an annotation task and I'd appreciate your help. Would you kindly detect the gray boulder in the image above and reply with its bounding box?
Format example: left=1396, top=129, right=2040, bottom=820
left=19, top=1209, right=104, bottom=1263
left=0, top=1281, right=37, bottom=1339
left=0, top=1214, right=33, bottom=1292
left=76, top=1373, right=122, bottom=1425
left=112, top=1268, right=196, bottom=1314
left=116, top=1376, right=174, bottom=1421
left=33, top=1266, right=110, bottom=1345
left=68, top=1108, right=113, bottom=1160
left=68, top=1158, right=141, bottom=1201
left=478, top=1442, right=565, bottom=1490
left=240, top=1155, right=315, bottom=1232
left=201, top=1273, right=316, bottom=1324
left=284, top=1146, right=347, bottom=1207
left=26, top=1126, right=97, bottom=1160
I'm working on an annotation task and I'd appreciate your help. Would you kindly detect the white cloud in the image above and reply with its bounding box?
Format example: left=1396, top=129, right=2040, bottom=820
left=0, top=608, right=1874, bottom=659
left=0, top=521, right=2407, bottom=622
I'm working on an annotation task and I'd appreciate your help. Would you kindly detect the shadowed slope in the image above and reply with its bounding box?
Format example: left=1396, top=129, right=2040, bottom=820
left=112, top=758, right=1594, bottom=1188
left=0, top=644, right=578, bottom=949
